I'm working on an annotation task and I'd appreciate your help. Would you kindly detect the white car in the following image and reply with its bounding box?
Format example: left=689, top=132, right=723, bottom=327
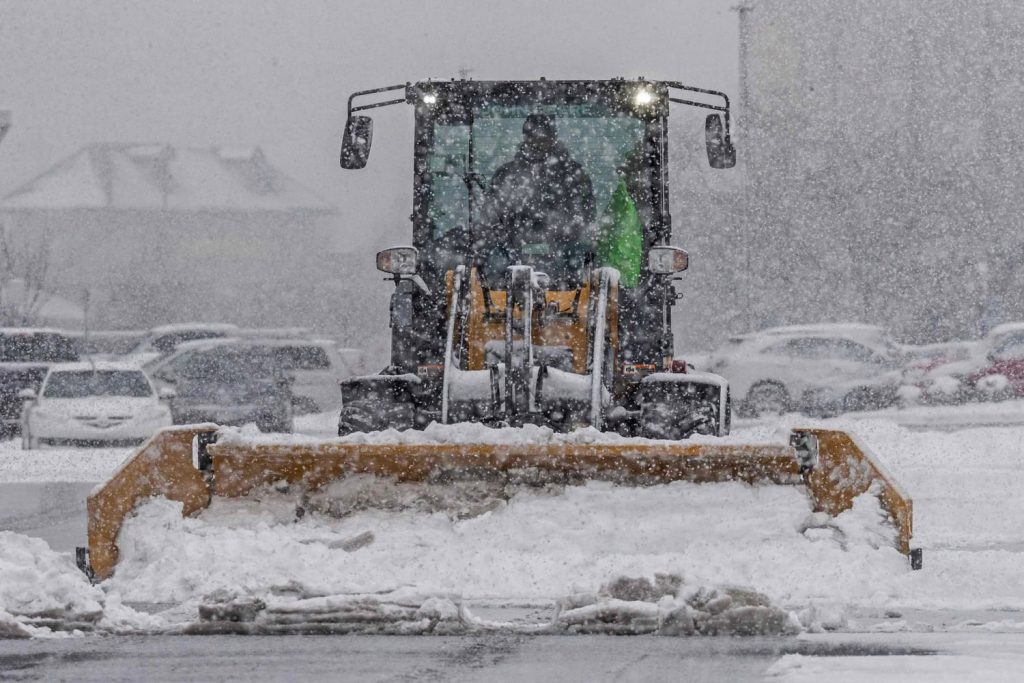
left=21, top=362, right=173, bottom=448
left=708, top=324, right=904, bottom=417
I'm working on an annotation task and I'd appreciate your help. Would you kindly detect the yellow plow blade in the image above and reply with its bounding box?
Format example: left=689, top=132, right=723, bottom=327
left=84, top=425, right=915, bottom=581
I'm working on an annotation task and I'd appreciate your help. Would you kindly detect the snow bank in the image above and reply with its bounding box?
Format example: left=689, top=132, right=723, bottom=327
left=0, top=531, right=103, bottom=636
left=179, top=573, right=799, bottom=636
left=106, top=478, right=915, bottom=615
left=0, top=531, right=103, bottom=620
left=0, top=531, right=164, bottom=637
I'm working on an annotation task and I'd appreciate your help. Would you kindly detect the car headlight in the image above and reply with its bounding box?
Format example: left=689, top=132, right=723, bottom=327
left=144, top=404, right=171, bottom=419
left=27, top=406, right=57, bottom=421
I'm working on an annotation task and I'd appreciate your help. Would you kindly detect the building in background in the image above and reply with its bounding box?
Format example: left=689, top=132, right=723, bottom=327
left=735, top=0, right=1024, bottom=342
left=0, top=144, right=351, bottom=331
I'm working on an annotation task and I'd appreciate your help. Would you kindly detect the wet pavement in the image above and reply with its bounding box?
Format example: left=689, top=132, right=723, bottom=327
left=0, top=633, right=940, bottom=683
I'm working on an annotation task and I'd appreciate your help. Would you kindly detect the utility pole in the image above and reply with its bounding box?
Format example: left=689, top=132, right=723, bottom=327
left=735, top=2, right=754, bottom=331
left=0, top=111, right=10, bottom=147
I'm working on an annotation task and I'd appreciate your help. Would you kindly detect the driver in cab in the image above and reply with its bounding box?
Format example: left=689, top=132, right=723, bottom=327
left=476, top=114, right=595, bottom=288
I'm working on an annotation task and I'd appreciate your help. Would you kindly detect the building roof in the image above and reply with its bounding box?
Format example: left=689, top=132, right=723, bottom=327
left=1, top=144, right=335, bottom=212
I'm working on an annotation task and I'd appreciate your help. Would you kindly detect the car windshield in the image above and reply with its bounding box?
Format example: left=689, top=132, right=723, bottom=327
left=427, top=101, right=647, bottom=286
left=274, top=345, right=330, bottom=370
left=991, top=333, right=1024, bottom=361
left=43, top=370, right=152, bottom=398
left=175, top=347, right=283, bottom=382
left=766, top=337, right=886, bottom=364
left=0, top=333, right=78, bottom=363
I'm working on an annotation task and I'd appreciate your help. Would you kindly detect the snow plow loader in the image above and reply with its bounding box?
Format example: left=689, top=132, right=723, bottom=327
left=78, top=79, right=920, bottom=583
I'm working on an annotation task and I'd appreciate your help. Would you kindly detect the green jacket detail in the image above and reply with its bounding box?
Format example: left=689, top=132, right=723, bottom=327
left=596, top=179, right=643, bottom=287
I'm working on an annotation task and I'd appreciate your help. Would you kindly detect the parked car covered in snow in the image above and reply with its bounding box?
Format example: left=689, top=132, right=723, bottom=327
left=146, top=340, right=294, bottom=432
left=0, top=328, right=80, bottom=435
left=910, top=324, right=1024, bottom=403
left=708, top=324, right=904, bottom=417
left=20, top=362, right=172, bottom=448
left=124, top=322, right=239, bottom=366
left=961, top=327, right=1024, bottom=402
left=148, top=337, right=358, bottom=415
left=70, top=330, right=149, bottom=361
left=900, top=340, right=979, bottom=404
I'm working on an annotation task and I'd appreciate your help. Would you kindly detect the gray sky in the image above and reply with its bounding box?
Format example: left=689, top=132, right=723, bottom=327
left=0, top=0, right=738, bottom=211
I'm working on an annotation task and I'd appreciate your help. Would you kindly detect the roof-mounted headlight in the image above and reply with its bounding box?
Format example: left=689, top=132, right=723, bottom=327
left=634, top=87, right=655, bottom=106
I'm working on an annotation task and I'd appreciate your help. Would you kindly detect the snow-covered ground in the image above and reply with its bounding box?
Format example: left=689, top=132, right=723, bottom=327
left=768, top=633, right=1024, bottom=682
left=2, top=404, right=1024, bottom=644
left=0, top=439, right=129, bottom=483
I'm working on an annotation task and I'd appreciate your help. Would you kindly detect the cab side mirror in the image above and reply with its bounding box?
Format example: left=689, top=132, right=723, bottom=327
left=376, top=246, right=419, bottom=275
left=340, top=115, right=374, bottom=169
left=17, top=388, right=36, bottom=401
left=705, top=114, right=736, bottom=169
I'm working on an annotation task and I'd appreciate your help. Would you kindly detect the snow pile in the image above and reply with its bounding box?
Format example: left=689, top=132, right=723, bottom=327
left=0, top=531, right=163, bottom=637
left=105, top=477, right=913, bottom=617
left=181, top=573, right=799, bottom=636
left=552, top=575, right=799, bottom=636
left=0, top=530, right=103, bottom=636
left=185, top=588, right=469, bottom=635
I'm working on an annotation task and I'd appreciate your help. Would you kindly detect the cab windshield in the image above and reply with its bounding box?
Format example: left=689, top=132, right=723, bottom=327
left=427, top=102, right=648, bottom=287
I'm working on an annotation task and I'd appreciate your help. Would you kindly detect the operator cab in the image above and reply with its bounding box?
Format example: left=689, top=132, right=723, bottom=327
left=341, top=78, right=734, bottom=375
left=418, top=82, right=660, bottom=290
left=344, top=79, right=733, bottom=294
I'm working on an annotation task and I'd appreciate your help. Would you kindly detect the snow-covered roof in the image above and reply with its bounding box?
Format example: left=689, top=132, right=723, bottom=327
left=182, top=336, right=329, bottom=349
left=724, top=323, right=895, bottom=352
left=0, top=327, right=66, bottom=335
left=148, top=322, right=239, bottom=336
left=1, top=144, right=335, bottom=212
left=758, top=323, right=886, bottom=337
left=47, top=361, right=146, bottom=372
left=987, top=322, right=1024, bottom=340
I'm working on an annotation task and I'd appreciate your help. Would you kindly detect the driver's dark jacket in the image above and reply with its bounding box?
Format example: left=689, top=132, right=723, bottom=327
left=476, top=141, right=595, bottom=285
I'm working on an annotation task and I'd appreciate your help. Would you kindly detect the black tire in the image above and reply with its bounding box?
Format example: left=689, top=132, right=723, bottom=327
left=338, top=400, right=379, bottom=435
left=338, top=398, right=415, bottom=436
left=640, top=399, right=719, bottom=441
left=292, top=396, right=320, bottom=415
left=744, top=382, right=790, bottom=418
left=843, top=386, right=889, bottom=413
